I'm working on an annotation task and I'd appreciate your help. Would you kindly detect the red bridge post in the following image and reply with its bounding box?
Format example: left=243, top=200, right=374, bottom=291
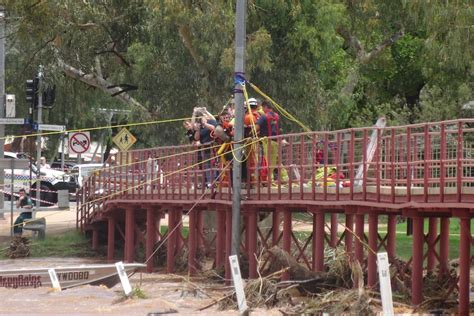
left=354, top=213, right=365, bottom=264
left=92, top=228, right=99, bottom=251
left=188, top=208, right=198, bottom=276
left=166, top=209, right=177, bottom=273
left=312, top=211, right=325, bottom=272
left=330, top=214, right=338, bottom=247
left=146, top=207, right=156, bottom=273
left=282, top=209, right=292, bottom=280
left=272, top=209, right=281, bottom=246
left=427, top=217, right=438, bottom=272
left=387, top=214, right=397, bottom=260
left=225, top=208, right=232, bottom=283
left=247, top=208, right=258, bottom=278
left=439, top=217, right=450, bottom=276
left=125, top=207, right=135, bottom=263
left=411, top=214, right=424, bottom=305
left=215, top=209, right=226, bottom=269
left=107, top=216, right=116, bottom=262
left=367, top=214, right=378, bottom=287
left=345, top=213, right=354, bottom=256
left=458, top=216, right=471, bottom=315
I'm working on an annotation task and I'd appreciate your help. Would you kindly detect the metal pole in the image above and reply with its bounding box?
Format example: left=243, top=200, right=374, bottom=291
left=0, top=7, right=6, bottom=218
left=61, top=133, right=65, bottom=171
left=35, top=66, right=43, bottom=207
left=10, top=160, right=13, bottom=236
left=231, top=0, right=246, bottom=256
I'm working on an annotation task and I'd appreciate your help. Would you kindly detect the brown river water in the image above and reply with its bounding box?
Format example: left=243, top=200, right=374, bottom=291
left=0, top=257, right=247, bottom=316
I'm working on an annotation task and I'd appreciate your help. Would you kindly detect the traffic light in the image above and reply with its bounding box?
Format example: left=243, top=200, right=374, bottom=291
left=42, top=85, right=56, bottom=108
left=25, top=77, right=39, bottom=107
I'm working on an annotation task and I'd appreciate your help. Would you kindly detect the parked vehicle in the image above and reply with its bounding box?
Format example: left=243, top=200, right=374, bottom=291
left=50, top=161, right=77, bottom=173
left=70, top=163, right=104, bottom=188
left=3, top=152, right=75, bottom=206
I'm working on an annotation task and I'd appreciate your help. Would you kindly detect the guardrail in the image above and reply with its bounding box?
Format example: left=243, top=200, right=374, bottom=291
left=78, top=119, right=474, bottom=228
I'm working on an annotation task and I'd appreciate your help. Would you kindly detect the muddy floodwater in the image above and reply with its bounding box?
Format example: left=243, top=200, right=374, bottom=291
left=0, top=257, right=263, bottom=316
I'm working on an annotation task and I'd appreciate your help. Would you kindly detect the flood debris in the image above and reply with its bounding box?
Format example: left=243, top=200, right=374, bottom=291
left=209, top=246, right=468, bottom=314
left=216, top=246, right=358, bottom=312
left=6, top=236, right=31, bottom=258
left=218, top=269, right=290, bottom=310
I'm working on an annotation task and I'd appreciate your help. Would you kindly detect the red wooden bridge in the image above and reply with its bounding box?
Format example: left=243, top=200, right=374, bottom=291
left=77, top=118, right=474, bottom=313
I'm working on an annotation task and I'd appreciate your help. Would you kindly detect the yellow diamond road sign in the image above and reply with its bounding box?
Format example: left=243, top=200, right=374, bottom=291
left=113, top=128, right=137, bottom=151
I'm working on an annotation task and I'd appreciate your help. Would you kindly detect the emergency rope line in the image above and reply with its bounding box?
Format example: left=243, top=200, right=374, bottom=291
left=79, top=137, right=261, bottom=209
left=248, top=82, right=312, bottom=133
left=6, top=137, right=252, bottom=232
left=91, top=135, right=254, bottom=185
left=0, top=116, right=195, bottom=140
left=143, top=160, right=233, bottom=264
left=90, top=142, right=224, bottom=174
left=5, top=96, right=236, bottom=141
left=9, top=144, right=231, bottom=232
left=6, top=138, right=257, bottom=232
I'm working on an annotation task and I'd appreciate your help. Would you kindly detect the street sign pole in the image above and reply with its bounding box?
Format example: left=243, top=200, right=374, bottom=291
left=0, top=7, right=6, bottom=219
left=10, top=159, right=13, bottom=236
left=61, top=133, right=65, bottom=171
left=35, top=66, right=44, bottom=207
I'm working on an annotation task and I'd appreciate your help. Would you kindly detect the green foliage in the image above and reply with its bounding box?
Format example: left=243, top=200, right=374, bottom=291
left=130, top=286, right=147, bottom=299
left=0, top=0, right=471, bottom=148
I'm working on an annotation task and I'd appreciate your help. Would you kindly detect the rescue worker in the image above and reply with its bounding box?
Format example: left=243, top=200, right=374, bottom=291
left=242, top=98, right=260, bottom=184
left=256, top=100, right=289, bottom=183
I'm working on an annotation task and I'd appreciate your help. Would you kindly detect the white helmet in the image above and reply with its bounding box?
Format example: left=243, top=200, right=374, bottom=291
left=248, top=98, right=258, bottom=107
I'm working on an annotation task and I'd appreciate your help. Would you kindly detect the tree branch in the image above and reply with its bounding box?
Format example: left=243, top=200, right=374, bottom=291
left=337, top=28, right=405, bottom=96
left=58, top=59, right=152, bottom=118
left=177, top=23, right=210, bottom=81
left=362, top=30, right=405, bottom=64
left=337, top=27, right=404, bottom=64
left=177, top=22, right=211, bottom=98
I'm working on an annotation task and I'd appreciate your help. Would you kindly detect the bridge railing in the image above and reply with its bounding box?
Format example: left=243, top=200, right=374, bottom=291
left=78, top=119, right=474, bottom=227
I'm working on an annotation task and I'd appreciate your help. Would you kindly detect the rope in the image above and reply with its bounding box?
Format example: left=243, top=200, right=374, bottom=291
left=90, top=142, right=224, bottom=174
left=248, top=82, right=312, bottom=133
left=79, top=137, right=262, bottom=209
left=0, top=116, right=195, bottom=140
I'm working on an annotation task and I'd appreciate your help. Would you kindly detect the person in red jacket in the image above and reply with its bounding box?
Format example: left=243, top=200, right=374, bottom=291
left=256, top=100, right=288, bottom=183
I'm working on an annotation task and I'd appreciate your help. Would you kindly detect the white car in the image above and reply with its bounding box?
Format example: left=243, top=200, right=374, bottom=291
left=70, top=163, right=104, bottom=188
left=2, top=152, right=74, bottom=206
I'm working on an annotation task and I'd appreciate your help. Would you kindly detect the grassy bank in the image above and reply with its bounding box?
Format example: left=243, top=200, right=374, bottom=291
left=30, top=231, right=96, bottom=257
left=0, top=231, right=96, bottom=259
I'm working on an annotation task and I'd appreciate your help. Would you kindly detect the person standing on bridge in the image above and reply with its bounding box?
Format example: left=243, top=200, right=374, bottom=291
left=193, top=108, right=218, bottom=188
left=13, top=189, right=34, bottom=236
left=257, top=100, right=289, bottom=183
